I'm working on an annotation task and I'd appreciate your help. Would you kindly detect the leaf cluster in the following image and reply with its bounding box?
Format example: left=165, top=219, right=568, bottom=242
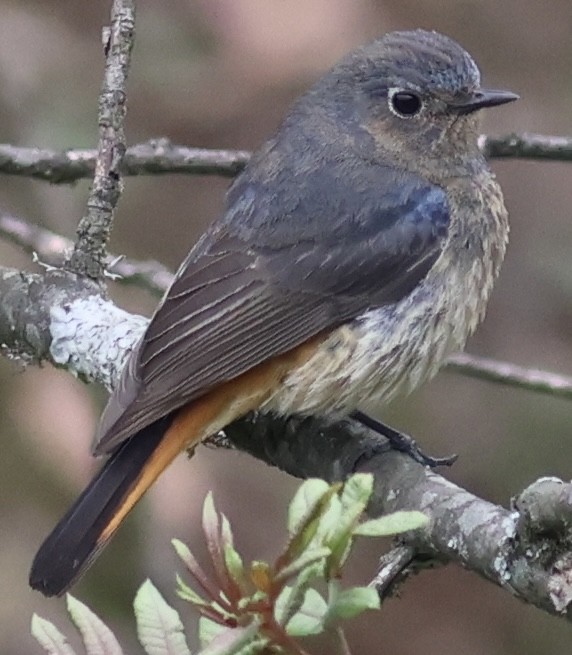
left=32, top=474, right=427, bottom=655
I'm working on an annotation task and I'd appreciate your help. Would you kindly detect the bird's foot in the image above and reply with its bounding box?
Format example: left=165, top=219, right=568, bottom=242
left=350, top=410, right=457, bottom=468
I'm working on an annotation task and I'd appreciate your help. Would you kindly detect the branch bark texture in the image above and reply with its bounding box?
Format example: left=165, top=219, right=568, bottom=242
left=225, top=412, right=572, bottom=620
left=66, top=0, right=135, bottom=279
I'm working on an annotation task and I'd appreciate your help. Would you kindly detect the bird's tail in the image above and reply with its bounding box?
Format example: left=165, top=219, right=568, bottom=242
left=29, top=346, right=314, bottom=597
left=29, top=416, right=178, bottom=597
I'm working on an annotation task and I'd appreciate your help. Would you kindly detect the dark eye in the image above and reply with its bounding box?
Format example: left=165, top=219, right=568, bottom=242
left=389, top=91, right=423, bottom=118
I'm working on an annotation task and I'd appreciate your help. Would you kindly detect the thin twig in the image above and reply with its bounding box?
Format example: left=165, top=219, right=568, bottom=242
left=0, top=132, right=569, bottom=187
left=0, top=140, right=250, bottom=184
left=65, top=0, right=135, bottom=279
left=0, top=212, right=72, bottom=264
left=446, top=352, right=572, bottom=400
left=369, top=545, right=416, bottom=599
left=478, top=133, right=572, bottom=162
left=0, top=211, right=172, bottom=296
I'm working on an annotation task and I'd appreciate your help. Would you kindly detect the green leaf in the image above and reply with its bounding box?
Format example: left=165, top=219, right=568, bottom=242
left=31, top=615, right=77, bottom=655
left=285, top=479, right=340, bottom=561
left=339, top=474, right=373, bottom=512
left=323, top=474, right=374, bottom=576
left=353, top=511, right=429, bottom=537
left=285, top=588, right=328, bottom=637
left=198, top=617, right=228, bottom=650
left=175, top=574, right=210, bottom=608
left=274, top=562, right=323, bottom=627
left=220, top=515, right=234, bottom=549
left=203, top=492, right=219, bottom=536
left=312, top=495, right=342, bottom=545
left=199, top=617, right=268, bottom=654
left=66, top=595, right=123, bottom=655
left=324, top=586, right=380, bottom=623
left=274, top=547, right=330, bottom=583
left=223, top=543, right=246, bottom=590
left=202, top=493, right=224, bottom=581
left=134, top=579, right=191, bottom=655
left=287, top=479, right=331, bottom=537
left=202, top=496, right=242, bottom=601
left=197, top=620, right=262, bottom=655
left=172, top=539, right=221, bottom=605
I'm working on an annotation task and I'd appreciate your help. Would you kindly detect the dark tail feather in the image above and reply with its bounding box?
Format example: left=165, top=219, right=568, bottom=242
left=29, top=418, right=172, bottom=597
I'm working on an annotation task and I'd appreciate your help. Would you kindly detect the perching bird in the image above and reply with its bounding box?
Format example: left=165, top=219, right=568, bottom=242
left=30, top=29, right=517, bottom=596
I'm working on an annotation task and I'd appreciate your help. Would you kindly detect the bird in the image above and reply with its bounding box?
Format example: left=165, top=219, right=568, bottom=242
left=30, top=29, right=518, bottom=596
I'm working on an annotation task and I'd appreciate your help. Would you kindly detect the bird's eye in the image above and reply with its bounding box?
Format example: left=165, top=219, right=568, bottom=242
left=389, top=91, right=423, bottom=118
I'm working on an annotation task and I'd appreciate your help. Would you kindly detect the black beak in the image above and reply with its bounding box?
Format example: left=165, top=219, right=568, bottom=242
left=451, top=89, right=519, bottom=115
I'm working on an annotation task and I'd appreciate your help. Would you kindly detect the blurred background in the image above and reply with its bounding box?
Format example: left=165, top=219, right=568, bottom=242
left=0, top=0, right=571, bottom=653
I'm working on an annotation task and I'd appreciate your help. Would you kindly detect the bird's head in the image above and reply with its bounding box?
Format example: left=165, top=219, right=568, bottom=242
left=308, top=29, right=518, bottom=178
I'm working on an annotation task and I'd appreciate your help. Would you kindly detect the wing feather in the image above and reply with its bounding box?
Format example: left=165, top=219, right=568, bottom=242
left=95, top=170, right=450, bottom=454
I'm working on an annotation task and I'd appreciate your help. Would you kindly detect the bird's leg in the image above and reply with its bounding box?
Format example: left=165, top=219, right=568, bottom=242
left=350, top=410, right=458, bottom=468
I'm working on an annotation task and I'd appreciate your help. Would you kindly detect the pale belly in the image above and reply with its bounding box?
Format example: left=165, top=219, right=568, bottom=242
left=261, top=276, right=475, bottom=417
left=261, top=172, right=507, bottom=419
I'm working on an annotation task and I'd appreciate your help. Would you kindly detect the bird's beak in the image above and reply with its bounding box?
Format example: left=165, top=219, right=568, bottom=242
left=451, top=89, right=519, bottom=115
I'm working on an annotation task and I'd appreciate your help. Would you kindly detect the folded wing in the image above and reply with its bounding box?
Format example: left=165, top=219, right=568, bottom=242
left=95, top=168, right=450, bottom=454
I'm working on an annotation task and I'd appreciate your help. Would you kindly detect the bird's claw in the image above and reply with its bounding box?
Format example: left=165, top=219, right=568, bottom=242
left=350, top=410, right=457, bottom=469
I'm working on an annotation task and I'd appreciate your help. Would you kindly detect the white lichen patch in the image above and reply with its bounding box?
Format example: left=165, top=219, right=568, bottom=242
left=49, top=295, right=148, bottom=390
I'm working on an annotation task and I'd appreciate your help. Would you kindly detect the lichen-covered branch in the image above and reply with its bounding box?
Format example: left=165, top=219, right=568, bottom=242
left=0, top=266, right=146, bottom=389
left=0, top=132, right=569, bottom=186
left=65, top=0, right=135, bottom=280
left=0, top=263, right=571, bottom=621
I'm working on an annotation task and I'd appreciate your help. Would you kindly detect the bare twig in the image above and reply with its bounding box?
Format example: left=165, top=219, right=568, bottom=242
left=65, top=0, right=135, bottom=280
left=0, top=133, right=569, bottom=187
left=478, top=133, right=572, bottom=162
left=368, top=545, right=416, bottom=599
left=0, top=211, right=172, bottom=296
left=446, top=352, right=572, bottom=400
left=0, top=212, right=72, bottom=264
left=0, top=140, right=250, bottom=184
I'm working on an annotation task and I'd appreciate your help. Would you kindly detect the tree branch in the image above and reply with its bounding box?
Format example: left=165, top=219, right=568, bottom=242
left=224, top=413, right=572, bottom=620
left=478, top=133, right=572, bottom=162
left=1, top=3, right=571, bottom=623
left=65, top=0, right=135, bottom=279
left=0, top=266, right=146, bottom=389
left=0, top=132, right=569, bottom=186
left=0, top=140, right=250, bottom=184
left=0, top=211, right=173, bottom=296
left=446, top=352, right=572, bottom=401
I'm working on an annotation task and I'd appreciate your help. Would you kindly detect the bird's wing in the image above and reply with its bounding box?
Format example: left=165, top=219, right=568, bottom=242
left=94, top=170, right=450, bottom=454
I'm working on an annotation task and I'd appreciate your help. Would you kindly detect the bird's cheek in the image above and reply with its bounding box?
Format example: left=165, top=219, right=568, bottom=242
left=423, top=124, right=446, bottom=146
